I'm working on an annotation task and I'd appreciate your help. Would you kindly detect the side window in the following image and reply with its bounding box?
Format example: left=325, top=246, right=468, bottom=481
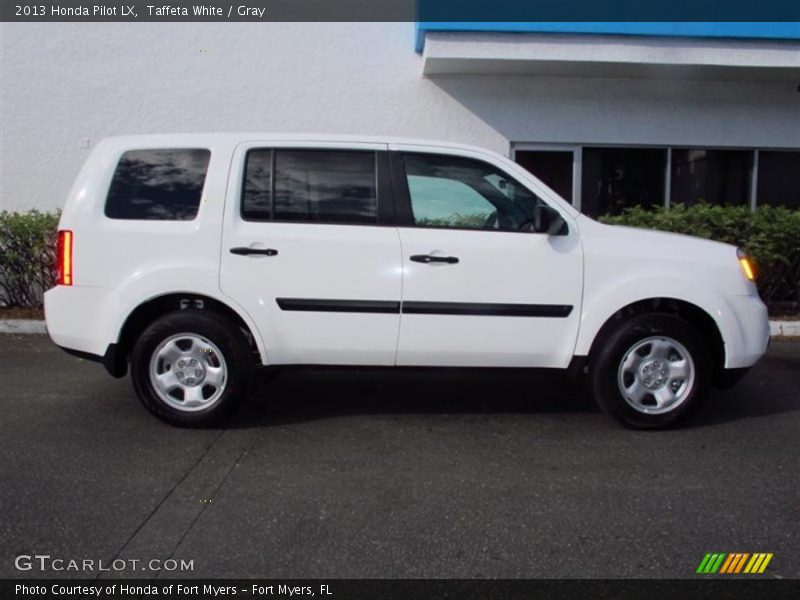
left=403, top=153, right=544, bottom=231
left=241, top=149, right=378, bottom=225
left=406, top=176, right=496, bottom=229
left=105, top=149, right=210, bottom=220
left=242, top=150, right=272, bottom=221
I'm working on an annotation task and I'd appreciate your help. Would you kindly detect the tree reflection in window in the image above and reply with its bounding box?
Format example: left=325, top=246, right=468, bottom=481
left=105, top=149, right=210, bottom=220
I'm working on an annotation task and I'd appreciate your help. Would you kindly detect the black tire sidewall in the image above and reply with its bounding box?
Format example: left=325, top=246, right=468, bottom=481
left=590, top=313, right=711, bottom=429
left=131, top=310, right=253, bottom=427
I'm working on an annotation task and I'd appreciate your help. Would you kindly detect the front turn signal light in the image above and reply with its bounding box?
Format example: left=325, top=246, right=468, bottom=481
left=737, top=248, right=755, bottom=281
left=56, top=229, right=73, bottom=286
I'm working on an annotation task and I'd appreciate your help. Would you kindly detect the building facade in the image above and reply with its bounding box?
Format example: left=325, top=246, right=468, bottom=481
left=1, top=21, right=799, bottom=214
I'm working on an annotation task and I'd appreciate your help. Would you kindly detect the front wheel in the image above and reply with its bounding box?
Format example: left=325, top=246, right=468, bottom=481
left=131, top=310, right=254, bottom=427
left=589, top=313, right=711, bottom=429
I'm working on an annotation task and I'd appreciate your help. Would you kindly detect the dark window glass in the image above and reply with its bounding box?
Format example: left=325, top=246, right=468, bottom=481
left=271, top=150, right=377, bottom=224
left=671, top=149, right=752, bottom=207
left=515, top=150, right=574, bottom=203
left=105, top=149, right=210, bottom=220
left=241, top=149, right=273, bottom=220
left=403, top=153, right=544, bottom=231
left=581, top=147, right=666, bottom=217
left=757, top=151, right=800, bottom=209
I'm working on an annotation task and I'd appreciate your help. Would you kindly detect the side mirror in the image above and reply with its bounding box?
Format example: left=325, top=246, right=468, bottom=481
left=532, top=205, right=567, bottom=235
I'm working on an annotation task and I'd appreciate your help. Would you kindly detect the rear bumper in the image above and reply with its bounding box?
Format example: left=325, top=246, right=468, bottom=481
left=44, top=284, right=122, bottom=359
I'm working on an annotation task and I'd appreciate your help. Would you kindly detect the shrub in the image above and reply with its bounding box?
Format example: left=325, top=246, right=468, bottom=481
left=416, top=213, right=488, bottom=229
left=0, top=210, right=60, bottom=308
left=600, top=204, right=800, bottom=305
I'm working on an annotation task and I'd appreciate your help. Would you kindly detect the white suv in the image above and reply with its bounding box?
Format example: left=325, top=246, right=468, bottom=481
left=44, top=134, right=770, bottom=428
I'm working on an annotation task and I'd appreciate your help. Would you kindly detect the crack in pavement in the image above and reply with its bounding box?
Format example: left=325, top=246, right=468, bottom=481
left=155, top=440, right=256, bottom=580
left=97, top=428, right=258, bottom=581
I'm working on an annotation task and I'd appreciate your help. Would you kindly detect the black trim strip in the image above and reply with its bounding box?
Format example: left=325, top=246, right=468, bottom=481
left=276, top=298, right=572, bottom=318
left=276, top=298, right=400, bottom=314
left=402, top=301, right=572, bottom=318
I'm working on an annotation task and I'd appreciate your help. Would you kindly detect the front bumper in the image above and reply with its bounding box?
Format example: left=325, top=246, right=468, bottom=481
left=723, top=294, right=770, bottom=369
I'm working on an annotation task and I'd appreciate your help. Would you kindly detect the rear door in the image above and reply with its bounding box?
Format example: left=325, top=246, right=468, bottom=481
left=220, top=142, right=402, bottom=365
left=390, top=146, right=583, bottom=368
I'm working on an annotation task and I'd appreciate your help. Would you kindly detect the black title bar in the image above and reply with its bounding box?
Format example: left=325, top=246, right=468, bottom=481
left=3, top=1, right=800, bottom=22
left=4, top=579, right=800, bottom=600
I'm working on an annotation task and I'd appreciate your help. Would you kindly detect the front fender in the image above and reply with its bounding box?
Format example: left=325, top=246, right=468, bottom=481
left=574, top=276, right=744, bottom=368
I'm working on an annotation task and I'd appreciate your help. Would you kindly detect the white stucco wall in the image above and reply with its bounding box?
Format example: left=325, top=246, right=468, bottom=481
left=0, top=22, right=507, bottom=212
left=1, top=22, right=799, bottom=212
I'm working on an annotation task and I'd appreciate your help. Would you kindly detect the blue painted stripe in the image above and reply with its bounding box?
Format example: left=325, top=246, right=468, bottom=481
left=416, top=22, right=800, bottom=52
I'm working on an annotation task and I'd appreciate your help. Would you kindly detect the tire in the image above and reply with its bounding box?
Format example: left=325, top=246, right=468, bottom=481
left=589, top=313, right=711, bottom=429
left=130, top=310, right=254, bottom=427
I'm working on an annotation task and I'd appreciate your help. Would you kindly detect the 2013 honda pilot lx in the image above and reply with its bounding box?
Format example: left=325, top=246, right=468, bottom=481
left=44, top=134, right=770, bottom=428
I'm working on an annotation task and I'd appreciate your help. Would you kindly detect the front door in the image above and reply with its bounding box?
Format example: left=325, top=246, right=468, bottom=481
left=221, top=143, right=402, bottom=365
left=391, top=147, right=583, bottom=368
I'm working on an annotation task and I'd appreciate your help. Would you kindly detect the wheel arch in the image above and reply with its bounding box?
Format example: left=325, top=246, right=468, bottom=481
left=583, top=297, right=726, bottom=385
left=116, top=292, right=266, bottom=369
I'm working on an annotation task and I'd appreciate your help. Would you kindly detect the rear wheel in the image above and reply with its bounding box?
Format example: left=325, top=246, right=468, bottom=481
left=131, top=310, right=254, bottom=427
left=589, top=313, right=711, bottom=429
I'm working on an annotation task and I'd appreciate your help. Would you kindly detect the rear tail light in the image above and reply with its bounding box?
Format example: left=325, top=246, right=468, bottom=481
left=56, top=230, right=73, bottom=286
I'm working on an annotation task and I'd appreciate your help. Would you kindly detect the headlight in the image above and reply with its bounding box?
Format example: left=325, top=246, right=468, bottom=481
left=737, top=248, right=755, bottom=281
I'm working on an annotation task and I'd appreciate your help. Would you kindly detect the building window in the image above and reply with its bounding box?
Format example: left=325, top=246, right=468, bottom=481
left=756, top=151, right=800, bottom=209
left=105, top=149, right=210, bottom=220
left=581, top=147, right=666, bottom=217
left=670, top=149, right=752, bottom=207
left=514, top=143, right=796, bottom=215
left=515, top=150, right=573, bottom=203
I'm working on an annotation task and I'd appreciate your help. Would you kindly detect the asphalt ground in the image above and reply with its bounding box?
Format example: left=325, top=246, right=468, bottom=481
left=0, top=335, right=798, bottom=580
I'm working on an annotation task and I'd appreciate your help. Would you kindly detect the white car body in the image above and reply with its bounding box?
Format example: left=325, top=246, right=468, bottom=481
left=44, top=134, right=770, bottom=425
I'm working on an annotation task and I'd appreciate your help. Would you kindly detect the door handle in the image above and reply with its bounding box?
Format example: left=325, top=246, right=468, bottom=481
left=230, top=247, right=278, bottom=257
left=410, top=254, right=459, bottom=264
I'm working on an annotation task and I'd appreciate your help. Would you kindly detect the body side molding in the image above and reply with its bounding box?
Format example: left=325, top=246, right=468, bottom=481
left=276, top=298, right=573, bottom=317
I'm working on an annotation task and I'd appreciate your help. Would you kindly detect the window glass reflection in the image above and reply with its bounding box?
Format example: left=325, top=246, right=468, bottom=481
left=105, top=149, right=210, bottom=220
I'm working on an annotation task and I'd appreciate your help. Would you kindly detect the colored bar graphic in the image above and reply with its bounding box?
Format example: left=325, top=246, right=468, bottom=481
left=744, top=554, right=761, bottom=573
left=701, top=552, right=774, bottom=575
left=719, top=554, right=735, bottom=573
left=734, top=553, right=750, bottom=573
left=730, top=554, right=742, bottom=573
left=696, top=554, right=713, bottom=574
left=710, top=554, right=725, bottom=573
left=726, top=553, right=741, bottom=573
left=758, top=553, right=773, bottom=573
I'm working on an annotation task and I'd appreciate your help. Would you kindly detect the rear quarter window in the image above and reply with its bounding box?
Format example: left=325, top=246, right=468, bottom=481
left=104, top=149, right=211, bottom=220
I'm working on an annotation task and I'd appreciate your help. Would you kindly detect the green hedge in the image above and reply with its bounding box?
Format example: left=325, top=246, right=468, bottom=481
left=0, top=210, right=60, bottom=308
left=600, top=204, right=800, bottom=305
